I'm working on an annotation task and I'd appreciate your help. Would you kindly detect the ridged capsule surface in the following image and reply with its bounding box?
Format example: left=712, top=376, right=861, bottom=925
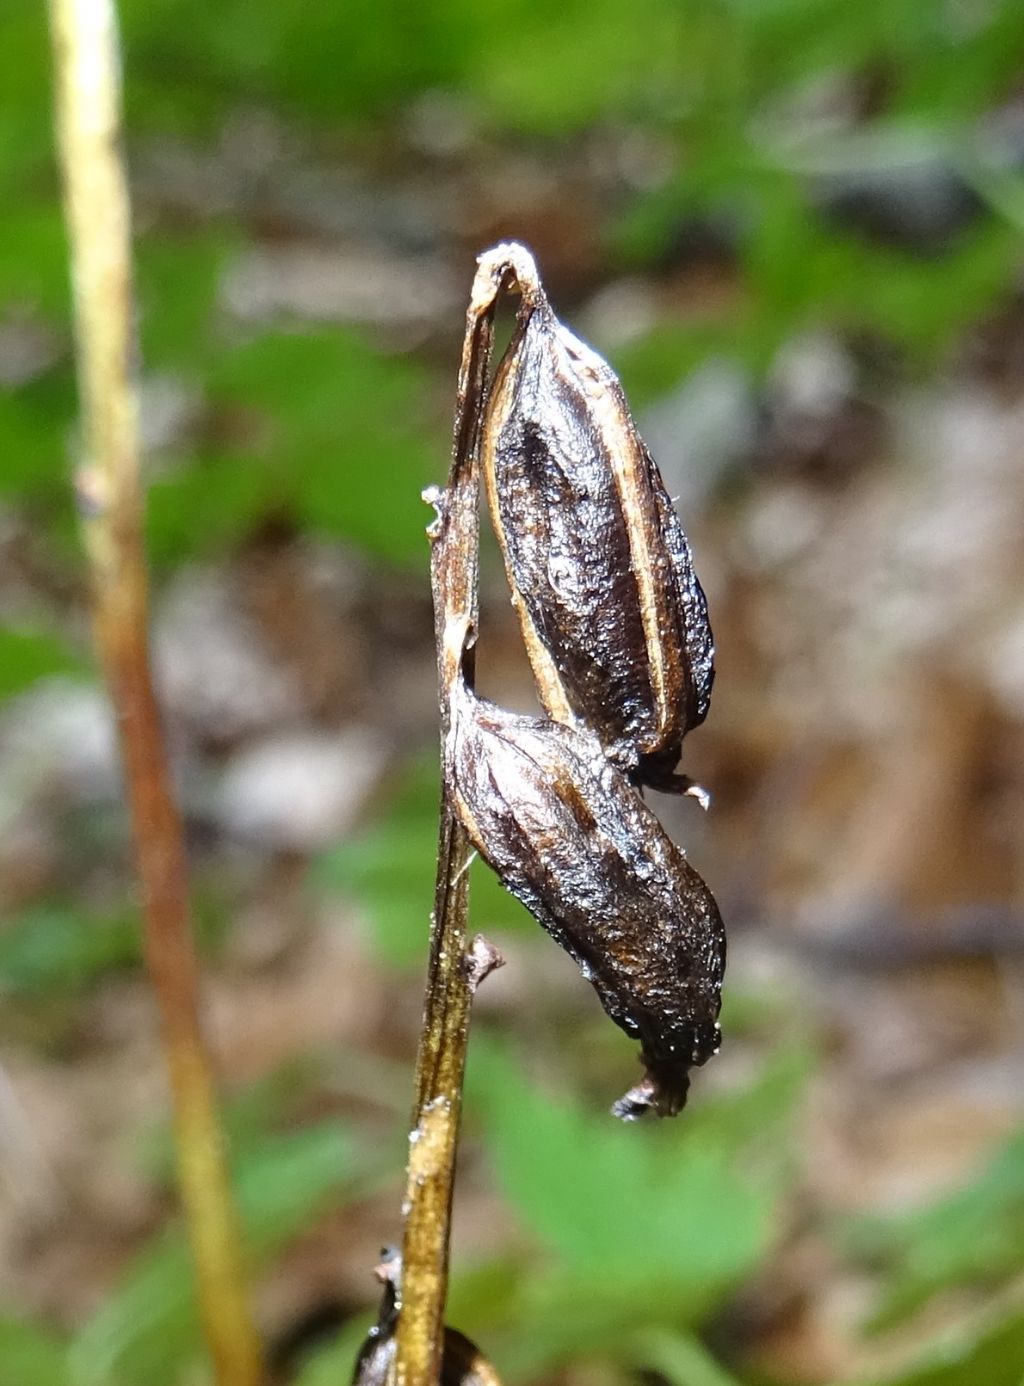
left=482, top=293, right=714, bottom=791
left=447, top=679, right=724, bottom=1117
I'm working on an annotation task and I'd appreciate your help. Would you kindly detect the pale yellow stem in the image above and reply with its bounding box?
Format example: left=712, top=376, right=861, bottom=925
left=47, top=3, right=264, bottom=1382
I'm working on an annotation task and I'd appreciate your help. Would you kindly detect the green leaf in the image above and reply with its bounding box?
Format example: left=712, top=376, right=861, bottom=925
left=0, top=205, right=70, bottom=321
left=0, top=630, right=87, bottom=702
left=844, top=1126, right=1024, bottom=1332
left=454, top=1036, right=809, bottom=1379
left=0, top=376, right=76, bottom=502
left=467, top=1036, right=796, bottom=1301
left=313, top=756, right=534, bottom=967
left=851, top=1308, right=1024, bottom=1386
left=120, top=0, right=472, bottom=131
left=0, top=1316, right=67, bottom=1386
left=0, top=890, right=231, bottom=1000
left=0, top=7, right=58, bottom=204
left=70, top=1121, right=355, bottom=1386
left=147, top=328, right=445, bottom=567
left=627, top=1327, right=744, bottom=1386
left=0, top=905, right=138, bottom=997
left=136, top=230, right=240, bottom=368
left=144, top=452, right=276, bottom=569
left=468, top=0, right=692, bottom=135
left=445, top=1044, right=808, bottom=1379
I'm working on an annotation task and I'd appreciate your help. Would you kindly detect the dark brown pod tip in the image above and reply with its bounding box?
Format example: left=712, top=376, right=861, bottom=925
left=352, top=1249, right=501, bottom=1386
left=481, top=250, right=714, bottom=791
left=446, top=679, right=724, bottom=1118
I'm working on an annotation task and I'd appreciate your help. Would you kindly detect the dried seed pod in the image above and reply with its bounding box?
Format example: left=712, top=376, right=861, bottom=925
left=481, top=262, right=714, bottom=791
left=446, top=678, right=724, bottom=1117
left=353, top=1249, right=502, bottom=1386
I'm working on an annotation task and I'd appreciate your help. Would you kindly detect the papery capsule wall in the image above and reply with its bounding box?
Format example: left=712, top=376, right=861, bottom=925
left=446, top=677, right=724, bottom=1118
left=482, top=281, right=715, bottom=792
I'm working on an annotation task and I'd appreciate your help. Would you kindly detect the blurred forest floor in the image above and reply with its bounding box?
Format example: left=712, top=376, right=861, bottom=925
left=2, top=4, right=1024, bottom=1385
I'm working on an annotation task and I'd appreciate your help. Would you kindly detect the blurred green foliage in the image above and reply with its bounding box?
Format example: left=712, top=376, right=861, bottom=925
left=285, top=1029, right=809, bottom=1386
left=0, top=1116, right=369, bottom=1386
left=845, top=1128, right=1024, bottom=1332
left=146, top=326, right=440, bottom=568
left=3, top=0, right=1024, bottom=592
left=0, top=891, right=232, bottom=999
left=0, top=630, right=86, bottom=700
left=455, top=1036, right=807, bottom=1380
left=0, top=903, right=140, bottom=996
left=314, top=757, right=536, bottom=966
left=0, top=1318, right=67, bottom=1386
left=855, top=1312, right=1024, bottom=1386
left=69, top=1121, right=359, bottom=1386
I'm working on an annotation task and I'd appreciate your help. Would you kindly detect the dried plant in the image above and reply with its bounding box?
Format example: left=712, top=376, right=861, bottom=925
left=48, top=3, right=262, bottom=1383
left=479, top=249, right=714, bottom=793
left=389, top=244, right=724, bottom=1386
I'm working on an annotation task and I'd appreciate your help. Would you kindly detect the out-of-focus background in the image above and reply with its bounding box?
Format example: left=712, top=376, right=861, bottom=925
left=3, top=2, right=1024, bottom=1383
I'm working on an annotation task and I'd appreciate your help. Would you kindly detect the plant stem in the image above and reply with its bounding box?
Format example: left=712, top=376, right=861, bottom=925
left=47, top=4, right=263, bottom=1383
left=393, top=808, right=474, bottom=1386
left=393, top=250, right=520, bottom=1386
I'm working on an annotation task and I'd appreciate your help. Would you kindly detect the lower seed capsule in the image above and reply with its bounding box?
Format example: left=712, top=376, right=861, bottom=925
left=446, top=677, right=724, bottom=1117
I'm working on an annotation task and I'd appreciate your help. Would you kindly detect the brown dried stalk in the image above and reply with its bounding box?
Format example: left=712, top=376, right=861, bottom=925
left=392, top=251, right=517, bottom=1386
left=447, top=244, right=723, bottom=1120
left=47, top=3, right=263, bottom=1382
left=393, top=239, right=722, bottom=1382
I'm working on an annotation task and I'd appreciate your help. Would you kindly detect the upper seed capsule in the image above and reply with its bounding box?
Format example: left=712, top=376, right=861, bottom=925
left=481, top=255, right=714, bottom=791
